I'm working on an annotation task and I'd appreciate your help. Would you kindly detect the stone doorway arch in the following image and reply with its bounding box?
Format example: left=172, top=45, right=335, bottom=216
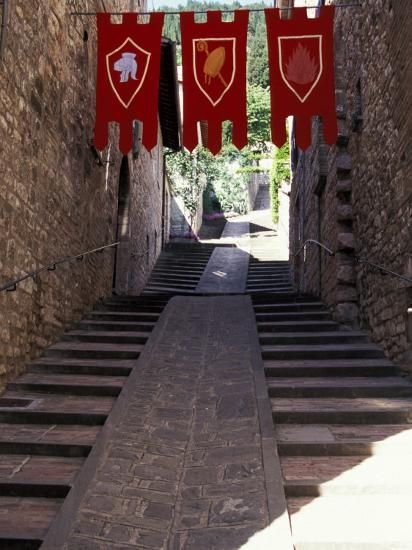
left=113, top=156, right=131, bottom=294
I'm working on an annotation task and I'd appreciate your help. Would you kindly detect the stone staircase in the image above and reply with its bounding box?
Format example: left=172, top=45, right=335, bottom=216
left=143, top=242, right=215, bottom=294
left=2, top=232, right=412, bottom=548
left=0, top=293, right=168, bottom=549
left=250, top=264, right=412, bottom=548
left=0, top=243, right=212, bottom=548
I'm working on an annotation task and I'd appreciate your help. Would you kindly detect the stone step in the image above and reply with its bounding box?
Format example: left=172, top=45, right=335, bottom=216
left=248, top=269, right=291, bottom=275
left=264, top=358, right=397, bottom=377
left=107, top=295, right=169, bottom=304
left=0, top=390, right=115, bottom=418
left=0, top=423, right=99, bottom=445
left=254, top=302, right=326, bottom=312
left=0, top=440, right=91, bottom=458
left=288, top=495, right=412, bottom=549
left=96, top=303, right=164, bottom=312
left=151, top=267, right=205, bottom=274
left=154, top=260, right=209, bottom=267
left=0, top=409, right=108, bottom=426
left=256, top=311, right=331, bottom=322
left=0, top=454, right=83, bottom=486
left=247, top=276, right=291, bottom=283
left=258, top=321, right=339, bottom=332
left=250, top=264, right=289, bottom=269
left=259, top=331, right=369, bottom=345
left=282, top=454, right=412, bottom=496
left=43, top=342, right=143, bottom=359
left=144, top=285, right=196, bottom=294
left=247, top=287, right=295, bottom=294
left=150, top=272, right=203, bottom=280
left=146, top=281, right=196, bottom=290
left=271, top=397, right=412, bottom=424
left=77, top=320, right=155, bottom=332
left=29, top=358, right=135, bottom=376
left=276, top=424, right=412, bottom=456
left=0, top=496, right=63, bottom=548
left=87, top=311, right=160, bottom=322
left=252, top=294, right=312, bottom=303
left=267, top=377, right=412, bottom=398
left=8, top=373, right=126, bottom=396
left=63, top=330, right=151, bottom=344
left=262, top=343, right=384, bottom=360
left=247, top=277, right=292, bottom=288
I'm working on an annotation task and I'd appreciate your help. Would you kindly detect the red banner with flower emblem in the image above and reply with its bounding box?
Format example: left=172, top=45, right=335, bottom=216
left=265, top=6, right=337, bottom=150
left=180, top=10, right=249, bottom=155
left=94, top=12, right=164, bottom=155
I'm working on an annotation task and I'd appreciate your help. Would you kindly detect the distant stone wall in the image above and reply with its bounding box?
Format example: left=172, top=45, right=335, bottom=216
left=290, top=0, right=412, bottom=363
left=248, top=173, right=267, bottom=211
left=0, top=0, right=165, bottom=389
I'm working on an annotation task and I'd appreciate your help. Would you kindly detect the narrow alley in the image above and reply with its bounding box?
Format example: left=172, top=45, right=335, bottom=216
left=0, top=185, right=411, bottom=549
left=1, top=0, right=411, bottom=548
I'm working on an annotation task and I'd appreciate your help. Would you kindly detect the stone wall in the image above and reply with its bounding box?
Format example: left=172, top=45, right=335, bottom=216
left=248, top=173, right=267, bottom=211
left=290, top=0, right=412, bottom=363
left=0, top=0, right=166, bottom=390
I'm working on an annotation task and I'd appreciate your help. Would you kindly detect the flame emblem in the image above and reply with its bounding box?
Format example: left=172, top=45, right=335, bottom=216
left=278, top=35, right=323, bottom=103
left=285, top=43, right=319, bottom=85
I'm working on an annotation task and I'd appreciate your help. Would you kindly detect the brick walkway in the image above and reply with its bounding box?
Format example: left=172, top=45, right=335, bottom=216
left=42, top=296, right=292, bottom=549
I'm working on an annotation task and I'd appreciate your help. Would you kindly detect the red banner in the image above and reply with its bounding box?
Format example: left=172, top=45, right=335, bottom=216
left=265, top=6, right=337, bottom=150
left=94, top=12, right=164, bottom=155
left=180, top=10, right=249, bottom=155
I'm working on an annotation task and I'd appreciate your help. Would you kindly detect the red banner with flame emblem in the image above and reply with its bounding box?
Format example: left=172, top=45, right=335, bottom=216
left=180, top=10, right=249, bottom=155
left=94, top=12, right=164, bottom=155
left=265, top=6, right=337, bottom=150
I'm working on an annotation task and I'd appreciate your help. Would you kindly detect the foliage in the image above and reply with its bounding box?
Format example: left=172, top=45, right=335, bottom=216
left=160, top=1, right=275, bottom=219
left=166, top=149, right=211, bottom=221
left=236, top=166, right=268, bottom=174
left=246, top=84, right=271, bottom=152
left=167, top=146, right=250, bottom=215
left=248, top=19, right=269, bottom=87
left=270, top=139, right=290, bottom=224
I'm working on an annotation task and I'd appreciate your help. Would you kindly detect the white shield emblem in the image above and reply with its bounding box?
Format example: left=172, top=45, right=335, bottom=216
left=106, top=37, right=151, bottom=109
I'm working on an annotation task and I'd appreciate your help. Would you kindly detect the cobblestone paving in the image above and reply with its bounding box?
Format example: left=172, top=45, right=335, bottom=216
left=52, top=296, right=275, bottom=549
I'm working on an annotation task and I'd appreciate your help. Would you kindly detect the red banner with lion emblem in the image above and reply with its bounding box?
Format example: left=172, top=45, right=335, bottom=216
left=94, top=12, right=164, bottom=155
left=265, top=6, right=337, bottom=150
left=180, top=10, right=249, bottom=155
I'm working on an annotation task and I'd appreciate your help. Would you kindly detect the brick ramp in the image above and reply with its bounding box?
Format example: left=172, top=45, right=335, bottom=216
left=42, top=296, right=293, bottom=550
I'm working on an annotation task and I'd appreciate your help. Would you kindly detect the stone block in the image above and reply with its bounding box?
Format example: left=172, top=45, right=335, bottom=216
left=337, top=204, right=353, bottom=222
left=337, top=264, right=356, bottom=284
left=336, top=179, right=352, bottom=194
left=337, top=232, right=355, bottom=251
left=335, top=302, right=359, bottom=325
left=336, top=153, right=352, bottom=173
left=336, top=285, right=358, bottom=302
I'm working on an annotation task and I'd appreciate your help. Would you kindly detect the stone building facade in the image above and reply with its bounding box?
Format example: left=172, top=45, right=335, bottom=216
left=290, top=0, right=412, bottom=365
left=0, top=0, right=179, bottom=389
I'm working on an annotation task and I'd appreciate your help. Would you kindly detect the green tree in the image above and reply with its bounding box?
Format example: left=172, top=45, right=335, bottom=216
left=270, top=139, right=290, bottom=223
left=247, top=84, right=271, bottom=152
left=248, top=20, right=269, bottom=87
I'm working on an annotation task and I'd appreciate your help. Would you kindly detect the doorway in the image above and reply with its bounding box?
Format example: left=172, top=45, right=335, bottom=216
left=113, top=156, right=131, bottom=294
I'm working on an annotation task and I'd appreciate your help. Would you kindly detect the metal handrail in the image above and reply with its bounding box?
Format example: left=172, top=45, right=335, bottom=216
left=294, top=239, right=412, bottom=285
left=294, top=239, right=334, bottom=258
left=356, top=257, right=412, bottom=285
left=0, top=242, right=120, bottom=293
